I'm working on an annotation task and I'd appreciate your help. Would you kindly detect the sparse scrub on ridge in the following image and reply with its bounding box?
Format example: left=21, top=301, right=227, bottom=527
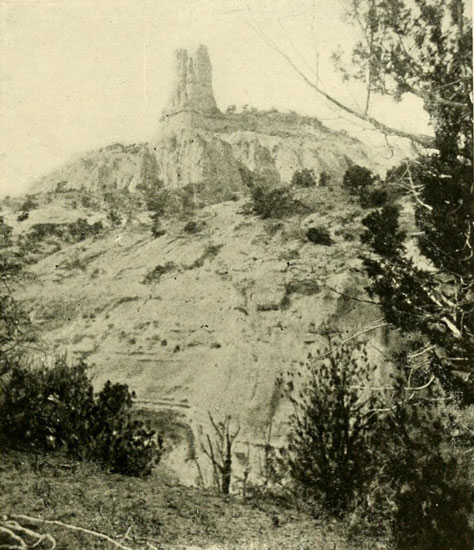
left=291, top=168, right=317, bottom=188
left=141, top=261, right=176, bottom=284
left=0, top=356, right=163, bottom=477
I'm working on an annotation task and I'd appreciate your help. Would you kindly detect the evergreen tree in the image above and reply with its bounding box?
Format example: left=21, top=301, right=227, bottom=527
left=352, top=0, right=473, bottom=400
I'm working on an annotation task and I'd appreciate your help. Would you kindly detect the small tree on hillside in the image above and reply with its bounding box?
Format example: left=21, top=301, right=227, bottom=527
left=281, top=342, right=384, bottom=515
left=202, top=412, right=240, bottom=494
left=291, top=168, right=317, bottom=187
left=343, top=165, right=375, bottom=194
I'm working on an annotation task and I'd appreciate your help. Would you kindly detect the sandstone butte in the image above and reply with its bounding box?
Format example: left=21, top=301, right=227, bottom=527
left=14, top=45, right=413, bottom=487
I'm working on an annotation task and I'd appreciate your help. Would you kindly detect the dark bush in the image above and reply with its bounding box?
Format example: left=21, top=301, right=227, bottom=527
left=359, top=187, right=389, bottom=208
left=183, top=220, right=206, bottom=234
left=319, top=171, right=331, bottom=187
left=0, top=357, right=162, bottom=476
left=291, top=168, right=317, bottom=187
left=251, top=185, right=300, bottom=219
left=306, top=226, right=333, bottom=246
left=343, top=165, right=375, bottom=193
left=17, top=211, right=29, bottom=222
left=142, top=262, right=176, bottom=284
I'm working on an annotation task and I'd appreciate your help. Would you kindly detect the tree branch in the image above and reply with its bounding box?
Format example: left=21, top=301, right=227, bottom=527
left=246, top=21, right=435, bottom=148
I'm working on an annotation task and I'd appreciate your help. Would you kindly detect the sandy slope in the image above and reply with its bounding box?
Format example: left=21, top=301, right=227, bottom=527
left=16, top=193, right=387, bottom=485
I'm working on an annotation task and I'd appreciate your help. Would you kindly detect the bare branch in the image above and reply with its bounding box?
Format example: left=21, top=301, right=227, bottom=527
left=246, top=21, right=435, bottom=148
left=8, top=515, right=131, bottom=550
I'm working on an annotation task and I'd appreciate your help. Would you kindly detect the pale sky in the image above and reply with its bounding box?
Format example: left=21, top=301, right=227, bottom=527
left=0, top=0, right=434, bottom=196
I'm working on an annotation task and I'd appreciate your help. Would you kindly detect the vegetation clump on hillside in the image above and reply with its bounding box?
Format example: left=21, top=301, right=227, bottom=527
left=0, top=357, right=163, bottom=477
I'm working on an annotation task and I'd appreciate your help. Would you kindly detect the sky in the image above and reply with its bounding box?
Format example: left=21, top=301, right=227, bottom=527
left=0, top=0, right=435, bottom=196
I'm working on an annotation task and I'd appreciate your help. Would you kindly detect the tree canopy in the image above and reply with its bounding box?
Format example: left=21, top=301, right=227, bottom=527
left=351, top=0, right=473, bottom=401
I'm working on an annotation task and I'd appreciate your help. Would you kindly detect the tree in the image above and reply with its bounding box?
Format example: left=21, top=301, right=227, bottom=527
left=343, top=165, right=375, bottom=193
left=334, top=0, right=472, bottom=157
left=355, top=1, right=473, bottom=401
left=0, top=218, right=36, bottom=375
left=281, top=343, right=384, bottom=515
left=201, top=412, right=240, bottom=494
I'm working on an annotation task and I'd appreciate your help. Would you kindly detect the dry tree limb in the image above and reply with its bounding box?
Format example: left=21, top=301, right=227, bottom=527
left=0, top=526, right=27, bottom=549
left=2, top=520, right=56, bottom=550
left=246, top=21, right=435, bottom=148
left=8, top=515, right=135, bottom=550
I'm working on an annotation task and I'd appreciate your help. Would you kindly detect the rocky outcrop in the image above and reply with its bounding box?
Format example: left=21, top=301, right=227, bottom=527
left=30, top=45, right=412, bottom=203
left=162, top=45, right=220, bottom=118
left=31, top=143, right=146, bottom=194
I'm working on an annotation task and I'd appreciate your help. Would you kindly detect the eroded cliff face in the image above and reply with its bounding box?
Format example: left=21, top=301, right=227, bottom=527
left=15, top=191, right=393, bottom=486
left=31, top=45, right=408, bottom=199
left=152, top=45, right=379, bottom=195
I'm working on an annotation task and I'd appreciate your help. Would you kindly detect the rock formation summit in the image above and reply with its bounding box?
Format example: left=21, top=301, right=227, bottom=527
left=162, top=45, right=220, bottom=118
left=31, top=44, right=410, bottom=198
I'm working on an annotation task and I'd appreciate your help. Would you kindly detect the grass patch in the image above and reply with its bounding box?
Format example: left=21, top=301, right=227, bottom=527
left=0, top=451, right=370, bottom=550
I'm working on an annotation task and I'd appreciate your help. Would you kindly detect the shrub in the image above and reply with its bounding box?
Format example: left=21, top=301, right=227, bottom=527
left=319, top=171, right=331, bottom=187
left=0, top=357, right=162, bottom=476
left=183, top=220, right=206, bottom=234
left=291, top=168, right=317, bottom=187
left=343, top=165, right=375, bottom=193
left=385, top=393, right=474, bottom=550
left=17, top=211, right=29, bottom=222
left=306, top=226, right=333, bottom=246
left=359, top=187, right=388, bottom=209
left=251, top=185, right=300, bottom=219
left=280, top=343, right=384, bottom=515
left=142, top=262, right=176, bottom=284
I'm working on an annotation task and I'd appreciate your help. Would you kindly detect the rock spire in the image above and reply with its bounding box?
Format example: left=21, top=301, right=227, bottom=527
left=163, top=45, right=220, bottom=117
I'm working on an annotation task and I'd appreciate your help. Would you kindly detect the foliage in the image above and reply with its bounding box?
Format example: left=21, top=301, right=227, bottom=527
left=358, top=186, right=388, bottom=208
left=142, top=262, right=176, bottom=284
left=333, top=0, right=472, bottom=156
left=0, top=357, right=162, bottom=476
left=183, top=220, right=206, bottom=234
left=280, top=343, right=384, bottom=515
left=361, top=205, right=406, bottom=258
left=280, top=343, right=474, bottom=546
left=26, top=219, right=103, bottom=244
left=305, top=226, right=333, bottom=246
left=250, top=184, right=302, bottom=219
left=319, top=171, right=331, bottom=187
left=342, top=165, right=375, bottom=193
left=291, top=168, right=317, bottom=188
left=0, top=221, right=35, bottom=374
left=344, top=0, right=474, bottom=402
left=386, top=395, right=474, bottom=550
